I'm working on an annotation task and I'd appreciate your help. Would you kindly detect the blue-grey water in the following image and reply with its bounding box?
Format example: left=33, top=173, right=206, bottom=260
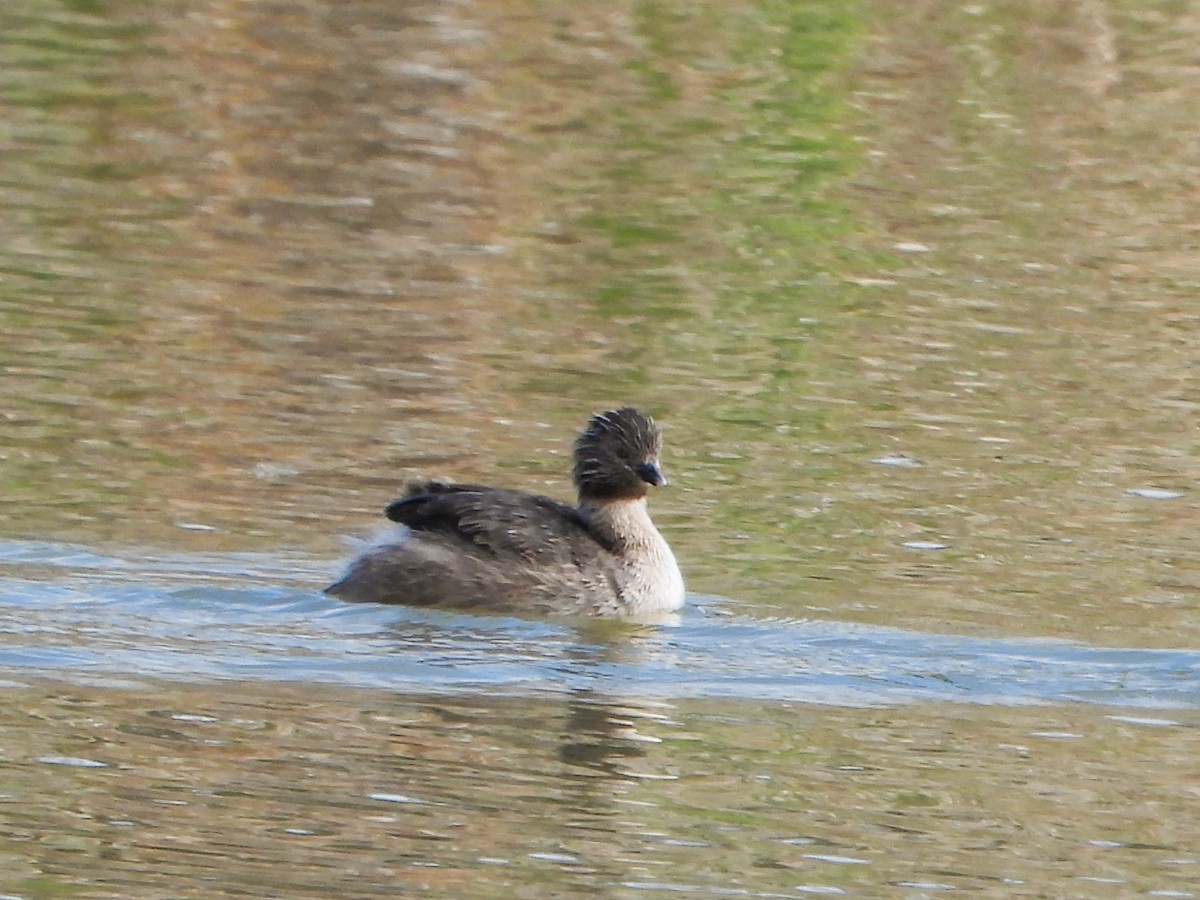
left=5, top=539, right=1198, bottom=710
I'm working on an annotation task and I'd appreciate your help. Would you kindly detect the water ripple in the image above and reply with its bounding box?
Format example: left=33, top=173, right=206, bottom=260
left=2, top=539, right=1199, bottom=709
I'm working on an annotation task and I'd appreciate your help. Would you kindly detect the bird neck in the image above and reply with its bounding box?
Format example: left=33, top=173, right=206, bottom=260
left=578, top=497, right=662, bottom=550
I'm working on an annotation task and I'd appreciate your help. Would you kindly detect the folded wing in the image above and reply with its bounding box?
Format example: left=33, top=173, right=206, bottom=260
left=386, top=481, right=612, bottom=563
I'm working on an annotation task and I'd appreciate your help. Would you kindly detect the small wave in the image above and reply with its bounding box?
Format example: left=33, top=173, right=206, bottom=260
left=2, top=539, right=1199, bottom=709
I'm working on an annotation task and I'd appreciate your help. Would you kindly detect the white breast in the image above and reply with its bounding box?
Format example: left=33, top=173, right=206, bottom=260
left=587, top=499, right=685, bottom=613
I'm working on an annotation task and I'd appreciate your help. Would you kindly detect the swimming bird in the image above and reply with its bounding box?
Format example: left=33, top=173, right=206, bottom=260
left=326, top=408, right=684, bottom=617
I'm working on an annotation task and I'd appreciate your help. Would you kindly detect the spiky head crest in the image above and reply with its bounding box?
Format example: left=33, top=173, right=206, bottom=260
left=572, top=408, right=666, bottom=501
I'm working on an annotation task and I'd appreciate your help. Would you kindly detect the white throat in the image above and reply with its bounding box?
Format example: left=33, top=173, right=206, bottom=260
left=582, top=498, right=685, bottom=613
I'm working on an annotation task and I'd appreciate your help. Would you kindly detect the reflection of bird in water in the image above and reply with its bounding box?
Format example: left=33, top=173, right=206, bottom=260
left=328, top=409, right=684, bottom=617
left=559, top=693, right=656, bottom=775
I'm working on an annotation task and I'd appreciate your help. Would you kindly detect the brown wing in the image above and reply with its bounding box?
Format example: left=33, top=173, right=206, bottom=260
left=385, top=482, right=612, bottom=563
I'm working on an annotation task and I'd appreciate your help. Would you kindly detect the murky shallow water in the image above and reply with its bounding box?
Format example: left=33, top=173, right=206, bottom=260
left=8, top=672, right=1198, bottom=899
left=5, top=0, right=1200, bottom=895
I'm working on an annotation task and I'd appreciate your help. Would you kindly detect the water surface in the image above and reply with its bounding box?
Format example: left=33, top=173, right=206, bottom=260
left=5, top=536, right=1200, bottom=897
left=4, top=0, right=1200, bottom=896
left=6, top=538, right=1200, bottom=710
